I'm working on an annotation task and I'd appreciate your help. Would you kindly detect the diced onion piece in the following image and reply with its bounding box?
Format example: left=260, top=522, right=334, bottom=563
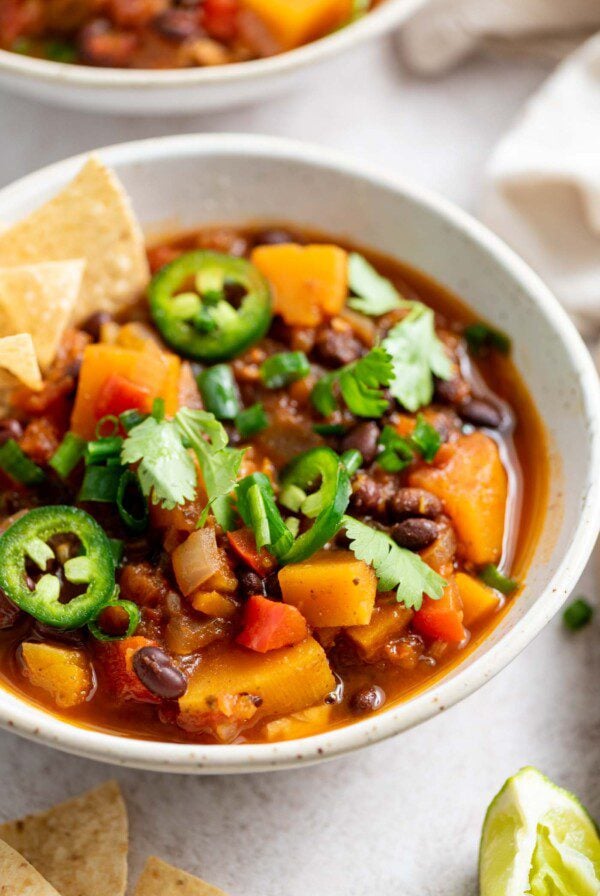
left=172, top=528, right=220, bottom=596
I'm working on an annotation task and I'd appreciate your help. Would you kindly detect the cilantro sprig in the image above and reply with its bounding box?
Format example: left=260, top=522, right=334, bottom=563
left=347, top=253, right=408, bottom=316
left=311, top=347, right=393, bottom=418
left=343, top=515, right=446, bottom=610
left=121, top=408, right=245, bottom=530
left=383, top=303, right=452, bottom=412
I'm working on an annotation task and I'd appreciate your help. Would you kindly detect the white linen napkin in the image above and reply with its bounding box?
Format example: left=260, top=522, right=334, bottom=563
left=398, top=1, right=600, bottom=338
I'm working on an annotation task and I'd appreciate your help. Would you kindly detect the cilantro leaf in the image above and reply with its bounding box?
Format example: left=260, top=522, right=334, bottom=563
left=347, top=253, right=407, bottom=316
left=121, top=417, right=197, bottom=511
left=342, top=515, right=446, bottom=610
left=410, top=414, right=441, bottom=462
left=174, top=408, right=245, bottom=530
left=311, top=347, right=393, bottom=418
left=383, top=304, right=453, bottom=412
left=236, top=473, right=294, bottom=560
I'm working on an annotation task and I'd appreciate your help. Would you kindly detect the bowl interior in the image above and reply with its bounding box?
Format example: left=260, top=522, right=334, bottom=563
left=0, top=136, right=597, bottom=772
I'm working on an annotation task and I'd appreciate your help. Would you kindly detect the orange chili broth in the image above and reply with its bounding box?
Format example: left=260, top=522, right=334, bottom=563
left=0, top=226, right=549, bottom=743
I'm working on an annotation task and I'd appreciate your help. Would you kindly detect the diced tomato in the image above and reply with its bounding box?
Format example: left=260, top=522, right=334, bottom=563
left=95, top=373, right=152, bottom=421
left=236, top=595, right=308, bottom=653
left=203, top=0, right=239, bottom=41
left=412, top=579, right=465, bottom=644
left=94, top=636, right=161, bottom=704
left=227, top=527, right=277, bottom=577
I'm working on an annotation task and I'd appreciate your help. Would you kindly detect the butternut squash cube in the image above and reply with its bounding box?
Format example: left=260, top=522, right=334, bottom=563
left=251, top=243, right=348, bottom=327
left=241, top=0, right=353, bottom=51
left=346, top=601, right=413, bottom=661
left=21, top=642, right=92, bottom=709
left=178, top=637, right=335, bottom=730
left=279, top=550, right=377, bottom=627
left=409, top=432, right=507, bottom=565
left=455, top=572, right=500, bottom=627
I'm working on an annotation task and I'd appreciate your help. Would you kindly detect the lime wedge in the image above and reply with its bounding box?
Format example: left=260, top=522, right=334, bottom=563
left=479, top=766, right=600, bottom=896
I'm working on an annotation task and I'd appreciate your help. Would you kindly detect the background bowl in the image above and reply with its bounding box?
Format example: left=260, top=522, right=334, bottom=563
left=0, top=0, right=425, bottom=115
left=0, top=133, right=597, bottom=773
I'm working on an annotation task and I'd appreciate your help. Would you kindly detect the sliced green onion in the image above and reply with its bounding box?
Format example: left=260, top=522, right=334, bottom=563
left=117, top=470, right=148, bottom=534
left=88, top=600, right=141, bottom=642
left=411, top=414, right=441, bottom=462
left=49, top=433, right=86, bottom=479
left=313, top=423, right=347, bottom=437
left=84, top=436, right=123, bottom=466
left=376, top=426, right=413, bottom=473
left=563, top=597, right=593, bottom=631
left=78, top=464, right=123, bottom=503
left=0, top=440, right=45, bottom=486
left=341, top=449, right=362, bottom=477
left=109, top=538, right=124, bottom=567
left=464, top=322, right=511, bottom=356
left=119, top=409, right=147, bottom=432
left=95, top=415, right=120, bottom=439
left=260, top=352, right=310, bottom=389
left=235, top=403, right=268, bottom=439
left=152, top=397, right=165, bottom=421
left=197, top=364, right=240, bottom=420
left=480, top=564, right=519, bottom=596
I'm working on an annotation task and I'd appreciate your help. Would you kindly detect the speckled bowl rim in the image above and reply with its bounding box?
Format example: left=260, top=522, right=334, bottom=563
left=0, top=134, right=598, bottom=774
left=0, top=0, right=423, bottom=91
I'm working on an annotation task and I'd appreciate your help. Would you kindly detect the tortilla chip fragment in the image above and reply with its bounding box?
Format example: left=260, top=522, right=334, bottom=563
left=0, top=156, right=149, bottom=323
left=0, top=334, right=42, bottom=391
left=0, top=781, right=128, bottom=896
left=0, top=260, right=84, bottom=369
left=135, top=857, right=229, bottom=896
left=0, top=839, right=61, bottom=896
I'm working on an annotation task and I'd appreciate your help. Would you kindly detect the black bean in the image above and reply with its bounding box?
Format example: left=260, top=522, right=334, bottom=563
left=0, top=419, right=23, bottom=447
left=153, top=10, right=201, bottom=40
left=239, top=569, right=265, bottom=598
left=314, top=328, right=363, bottom=367
left=391, top=518, right=438, bottom=551
left=264, top=572, right=282, bottom=601
left=253, top=228, right=298, bottom=246
left=132, top=646, right=187, bottom=699
left=351, top=473, right=397, bottom=520
left=81, top=311, right=113, bottom=342
left=434, top=375, right=470, bottom=406
left=459, top=398, right=502, bottom=429
left=349, top=685, right=385, bottom=714
left=390, top=487, right=442, bottom=519
left=342, top=422, right=380, bottom=465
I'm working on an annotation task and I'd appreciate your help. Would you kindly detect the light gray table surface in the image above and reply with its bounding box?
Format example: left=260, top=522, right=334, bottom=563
left=0, top=35, right=598, bottom=896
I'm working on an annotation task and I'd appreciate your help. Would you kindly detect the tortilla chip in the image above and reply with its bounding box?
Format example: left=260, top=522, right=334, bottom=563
left=0, top=156, right=149, bottom=323
left=135, top=858, right=229, bottom=896
left=0, top=260, right=84, bottom=369
left=0, top=781, right=127, bottom=896
left=0, top=839, right=61, bottom=896
left=0, top=334, right=42, bottom=391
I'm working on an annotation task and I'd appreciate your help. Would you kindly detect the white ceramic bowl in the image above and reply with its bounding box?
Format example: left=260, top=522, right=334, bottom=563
left=0, top=134, right=598, bottom=773
left=0, top=0, right=424, bottom=115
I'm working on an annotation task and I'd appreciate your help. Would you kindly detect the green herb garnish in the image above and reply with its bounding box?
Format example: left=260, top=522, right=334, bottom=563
left=236, top=473, right=294, bottom=560
left=49, top=432, right=86, bottom=479
left=347, top=253, right=407, bottom=316
left=343, top=515, right=446, bottom=610
left=464, top=322, right=511, bottom=356
left=311, top=347, right=393, bottom=418
left=0, top=440, right=45, bottom=486
left=383, top=303, right=452, bottom=411
left=121, top=416, right=197, bottom=511
left=411, top=415, right=442, bottom=462
left=376, top=415, right=441, bottom=472
left=260, top=352, right=310, bottom=389
left=235, top=403, right=268, bottom=439
left=480, top=564, right=519, bottom=596
left=563, top=597, right=594, bottom=631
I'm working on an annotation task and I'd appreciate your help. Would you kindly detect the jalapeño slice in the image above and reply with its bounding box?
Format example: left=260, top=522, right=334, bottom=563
left=0, top=506, right=116, bottom=629
left=280, top=447, right=351, bottom=564
left=149, top=250, right=273, bottom=362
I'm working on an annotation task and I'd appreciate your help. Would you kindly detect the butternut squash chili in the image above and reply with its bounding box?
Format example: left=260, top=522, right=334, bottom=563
left=0, top=224, right=547, bottom=744
left=0, top=1, right=381, bottom=69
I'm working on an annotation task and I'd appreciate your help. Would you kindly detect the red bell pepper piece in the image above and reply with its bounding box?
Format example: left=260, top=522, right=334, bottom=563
left=95, top=373, right=152, bottom=422
left=236, top=595, right=308, bottom=653
left=227, top=527, right=277, bottom=577
left=94, top=635, right=161, bottom=704
left=203, top=0, right=239, bottom=41
left=413, top=580, right=465, bottom=644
